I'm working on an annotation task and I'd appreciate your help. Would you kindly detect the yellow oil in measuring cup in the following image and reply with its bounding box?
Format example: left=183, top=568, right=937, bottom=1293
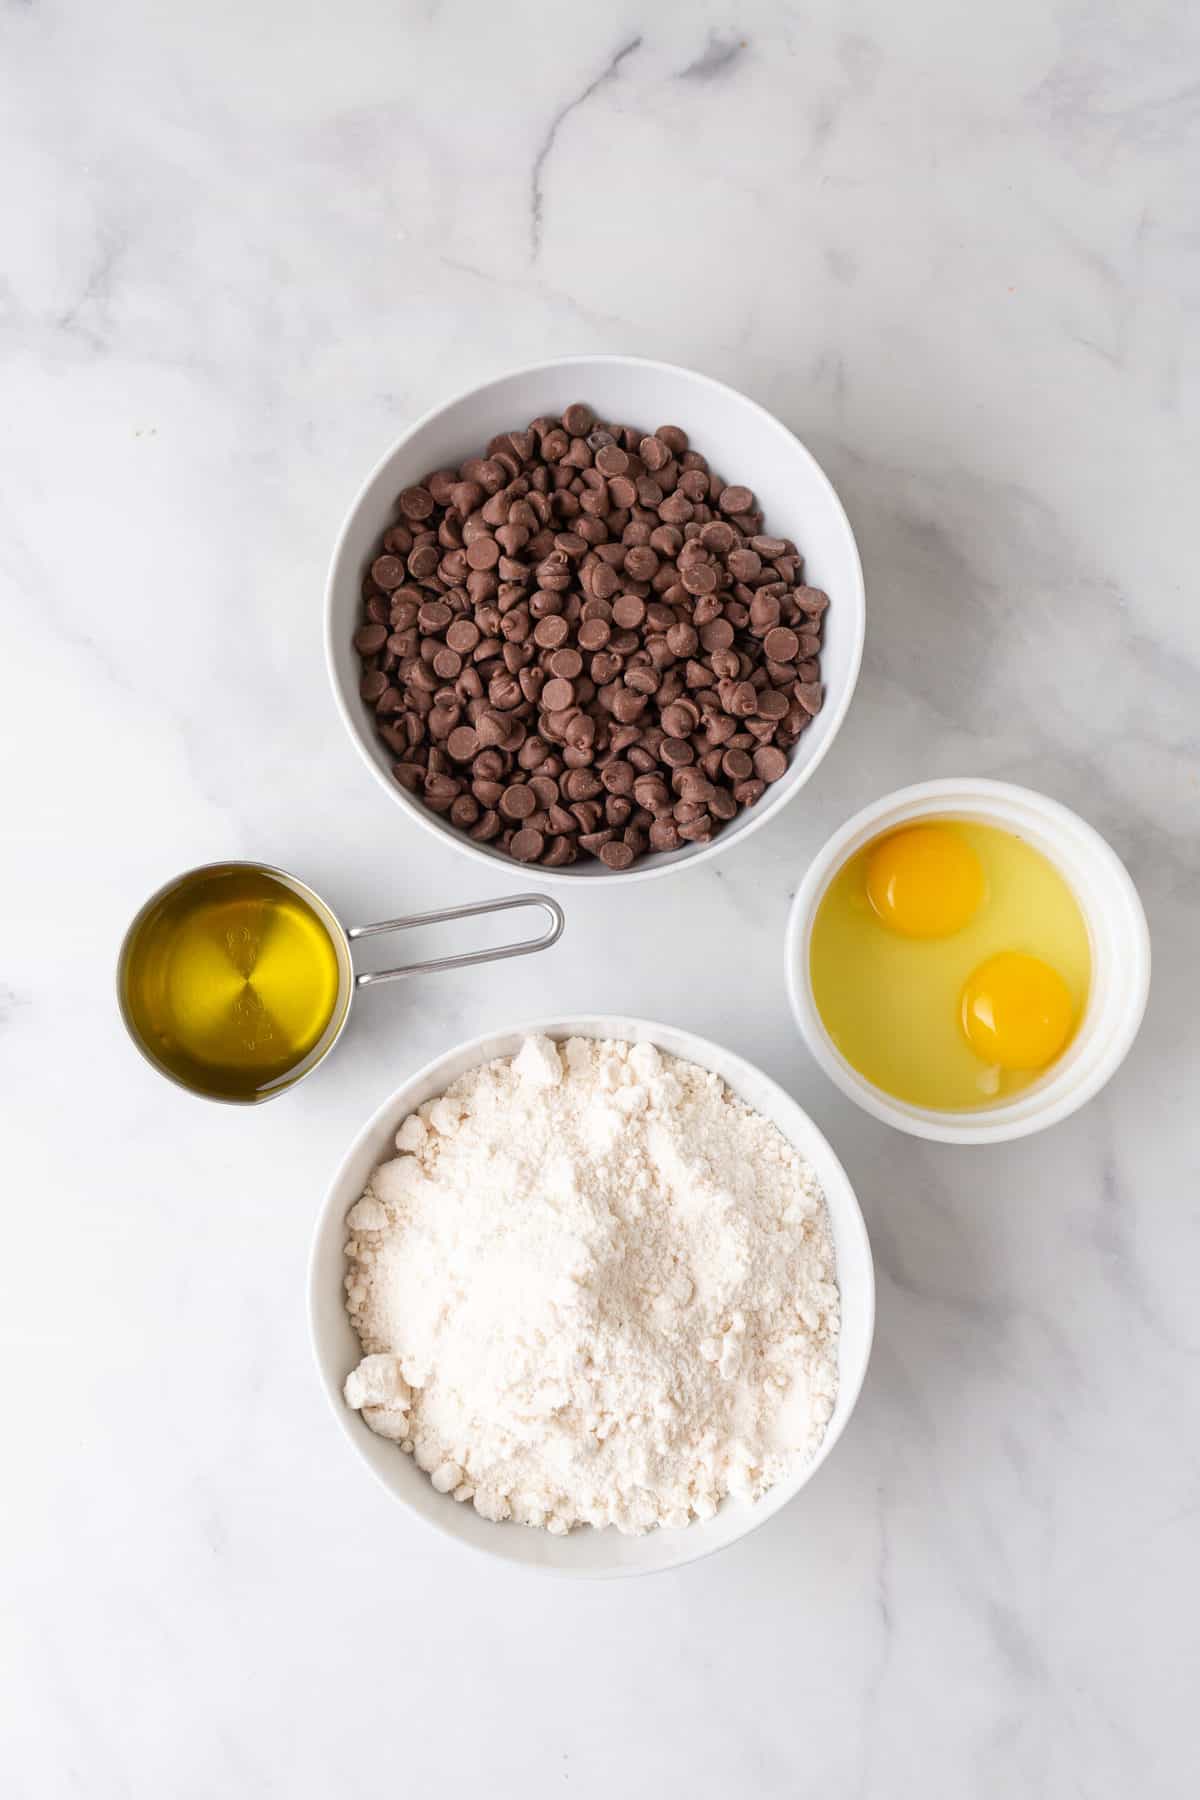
left=119, top=865, right=346, bottom=1100
left=120, top=866, right=564, bottom=1104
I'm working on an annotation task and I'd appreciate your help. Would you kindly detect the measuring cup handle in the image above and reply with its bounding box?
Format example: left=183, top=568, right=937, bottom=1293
left=347, top=893, right=564, bottom=988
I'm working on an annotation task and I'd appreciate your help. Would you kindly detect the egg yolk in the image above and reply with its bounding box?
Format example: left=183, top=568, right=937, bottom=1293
left=961, top=952, right=1074, bottom=1070
left=865, top=826, right=985, bottom=939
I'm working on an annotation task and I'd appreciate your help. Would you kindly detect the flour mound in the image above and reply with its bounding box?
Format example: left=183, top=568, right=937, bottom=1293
left=342, top=1036, right=839, bottom=1535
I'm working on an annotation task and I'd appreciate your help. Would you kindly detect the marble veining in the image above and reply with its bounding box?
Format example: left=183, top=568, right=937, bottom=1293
left=2, top=1, right=1198, bottom=1796
left=530, top=35, right=644, bottom=260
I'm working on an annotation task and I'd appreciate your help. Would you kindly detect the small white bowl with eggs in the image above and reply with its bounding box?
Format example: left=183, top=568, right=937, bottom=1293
left=784, top=779, right=1151, bottom=1145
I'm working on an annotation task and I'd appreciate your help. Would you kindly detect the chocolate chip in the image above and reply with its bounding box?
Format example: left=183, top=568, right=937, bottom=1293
left=610, top=687, right=647, bottom=725
left=444, top=725, right=478, bottom=762
left=518, top=735, right=549, bottom=771
left=499, top=783, right=536, bottom=821
left=750, top=594, right=782, bottom=635
left=562, top=402, right=594, bottom=436
left=353, top=403, right=827, bottom=869
left=675, top=769, right=715, bottom=804
left=510, top=826, right=545, bottom=862
left=423, top=771, right=459, bottom=811
left=753, top=689, right=789, bottom=724
left=635, top=435, right=665, bottom=472
left=465, top=535, right=500, bottom=571
left=611, top=594, right=645, bottom=629
left=399, top=486, right=435, bottom=521
left=681, top=560, right=718, bottom=597
left=663, top=623, right=697, bottom=659
left=660, top=699, right=698, bottom=738
left=558, top=769, right=597, bottom=803
left=623, top=545, right=659, bottom=581
left=624, top=664, right=660, bottom=696
left=371, top=556, right=407, bottom=591
left=794, top=586, right=829, bottom=617
left=727, top=548, right=761, bottom=581
left=533, top=614, right=570, bottom=649
left=595, top=444, right=629, bottom=477
left=699, top=618, right=734, bottom=653
left=600, top=759, right=636, bottom=796
left=699, top=520, right=736, bottom=554
left=407, top=544, right=439, bottom=578
left=763, top=626, right=799, bottom=662
left=658, top=492, right=693, bottom=526
left=418, top=600, right=451, bottom=632
left=589, top=562, right=620, bottom=601
left=446, top=618, right=481, bottom=654
left=547, top=647, right=582, bottom=680
left=753, top=745, right=788, bottom=783
left=578, top=617, right=611, bottom=651
left=472, top=710, right=504, bottom=749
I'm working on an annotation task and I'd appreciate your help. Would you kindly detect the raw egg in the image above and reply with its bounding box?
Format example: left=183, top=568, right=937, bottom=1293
left=865, top=825, right=985, bottom=938
left=809, top=819, right=1090, bottom=1109
left=961, top=952, right=1074, bottom=1071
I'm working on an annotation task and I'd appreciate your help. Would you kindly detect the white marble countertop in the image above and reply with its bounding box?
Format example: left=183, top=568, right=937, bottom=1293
left=4, top=2, right=1198, bottom=1794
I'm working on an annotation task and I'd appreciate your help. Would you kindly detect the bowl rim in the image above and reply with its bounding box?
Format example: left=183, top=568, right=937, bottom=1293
left=306, top=1013, right=876, bottom=1578
left=323, top=352, right=866, bottom=887
left=784, top=778, right=1152, bottom=1144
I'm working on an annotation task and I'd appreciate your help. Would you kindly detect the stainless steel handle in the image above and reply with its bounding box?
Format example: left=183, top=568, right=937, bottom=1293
left=348, top=893, right=564, bottom=988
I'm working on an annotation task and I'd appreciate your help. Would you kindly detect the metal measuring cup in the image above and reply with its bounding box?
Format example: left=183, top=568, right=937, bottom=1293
left=117, top=861, right=564, bottom=1104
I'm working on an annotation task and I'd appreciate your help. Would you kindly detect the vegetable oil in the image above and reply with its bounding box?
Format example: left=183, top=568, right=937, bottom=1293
left=119, top=865, right=349, bottom=1101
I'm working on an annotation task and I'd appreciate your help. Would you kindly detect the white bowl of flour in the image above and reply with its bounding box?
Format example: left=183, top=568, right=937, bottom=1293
left=308, top=1018, right=874, bottom=1577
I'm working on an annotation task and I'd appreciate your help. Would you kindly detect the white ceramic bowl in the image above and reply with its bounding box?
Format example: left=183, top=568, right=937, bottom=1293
left=308, top=1016, right=875, bottom=1578
left=326, top=355, right=865, bottom=885
left=785, top=780, right=1151, bottom=1145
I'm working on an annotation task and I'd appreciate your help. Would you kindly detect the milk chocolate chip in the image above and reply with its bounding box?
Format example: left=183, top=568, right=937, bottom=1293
left=353, top=403, right=827, bottom=868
